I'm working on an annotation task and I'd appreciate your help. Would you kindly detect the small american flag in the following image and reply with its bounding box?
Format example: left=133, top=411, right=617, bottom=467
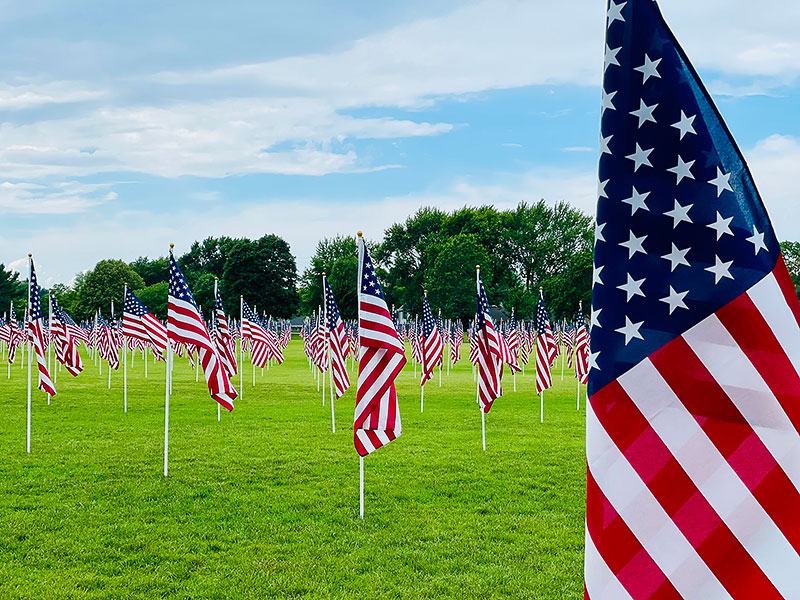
left=574, top=304, right=589, bottom=385
left=26, top=258, right=55, bottom=396
left=354, top=237, right=405, bottom=456
left=123, top=288, right=168, bottom=359
left=168, top=251, right=237, bottom=411
left=535, top=291, right=553, bottom=395
left=213, top=285, right=238, bottom=377
left=475, top=269, right=502, bottom=412
left=324, top=278, right=350, bottom=399
left=50, top=296, right=83, bottom=376
left=419, top=294, right=443, bottom=386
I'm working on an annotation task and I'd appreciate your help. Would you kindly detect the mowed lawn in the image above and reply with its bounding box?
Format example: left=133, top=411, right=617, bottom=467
left=0, top=340, right=586, bottom=599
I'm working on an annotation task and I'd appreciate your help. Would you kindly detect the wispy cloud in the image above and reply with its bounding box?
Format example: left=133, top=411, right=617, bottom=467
left=0, top=180, right=115, bottom=214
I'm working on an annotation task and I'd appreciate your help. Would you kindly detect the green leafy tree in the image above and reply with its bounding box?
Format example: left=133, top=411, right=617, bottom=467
left=129, top=256, right=168, bottom=286
left=427, top=234, right=490, bottom=324
left=222, top=235, right=299, bottom=318
left=78, top=260, right=145, bottom=321
left=541, top=248, right=593, bottom=322
left=135, top=282, right=168, bottom=321
left=0, top=263, right=26, bottom=316
left=299, top=235, right=359, bottom=320
left=781, top=241, right=800, bottom=300
left=49, top=283, right=81, bottom=318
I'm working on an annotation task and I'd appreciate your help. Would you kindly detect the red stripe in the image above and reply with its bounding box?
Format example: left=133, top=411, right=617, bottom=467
left=774, top=255, right=800, bottom=327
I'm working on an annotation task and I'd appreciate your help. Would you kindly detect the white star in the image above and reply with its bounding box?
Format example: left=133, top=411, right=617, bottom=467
left=626, top=143, right=653, bottom=171
left=595, top=221, right=606, bottom=243
left=706, top=255, right=734, bottom=284
left=667, top=155, right=695, bottom=184
left=634, top=54, right=662, bottom=83
left=746, top=225, right=768, bottom=254
left=660, top=286, right=689, bottom=314
left=593, top=265, right=604, bottom=286
left=591, top=308, right=602, bottom=329
left=661, top=243, right=691, bottom=271
left=615, top=316, right=644, bottom=345
left=604, top=45, right=621, bottom=72
left=707, top=211, right=734, bottom=240
left=619, top=231, right=647, bottom=258
left=664, top=199, right=693, bottom=228
left=622, top=185, right=651, bottom=215
left=617, top=273, right=646, bottom=302
left=588, top=351, right=601, bottom=371
left=598, top=178, right=609, bottom=199
left=671, top=110, right=696, bottom=140
left=630, top=99, right=658, bottom=128
left=600, top=134, right=612, bottom=156
left=708, top=167, right=733, bottom=197
left=601, top=89, right=617, bottom=113
left=607, top=0, right=626, bottom=25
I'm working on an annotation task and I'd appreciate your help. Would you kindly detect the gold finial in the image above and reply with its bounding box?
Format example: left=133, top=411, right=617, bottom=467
left=322, top=272, right=326, bottom=277
left=169, top=243, right=174, bottom=249
left=424, top=289, right=428, bottom=295
left=539, top=286, right=543, bottom=292
left=476, top=264, right=480, bottom=270
left=28, top=253, right=32, bottom=257
left=579, top=300, right=583, bottom=309
left=215, top=276, right=218, bottom=281
left=357, top=231, right=363, bottom=237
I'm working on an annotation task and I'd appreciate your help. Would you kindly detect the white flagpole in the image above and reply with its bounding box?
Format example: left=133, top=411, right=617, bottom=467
left=123, top=285, right=128, bottom=413
left=413, top=315, right=418, bottom=379
left=108, top=300, right=113, bottom=390
left=481, top=408, right=486, bottom=452
left=26, top=254, right=32, bottom=454
left=540, top=391, right=544, bottom=423
left=476, top=266, right=486, bottom=452
left=420, top=383, right=424, bottom=413
left=359, top=456, right=365, bottom=519
left=214, top=278, right=221, bottom=423
left=144, top=345, right=148, bottom=378
left=164, top=340, right=172, bottom=477
left=239, top=296, right=244, bottom=399
left=577, top=381, right=581, bottom=411
left=7, top=303, right=11, bottom=379
left=46, top=290, right=52, bottom=404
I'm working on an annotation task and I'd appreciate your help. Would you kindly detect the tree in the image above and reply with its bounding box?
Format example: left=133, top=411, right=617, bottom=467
left=129, top=256, right=168, bottom=286
left=50, top=283, right=81, bottom=318
left=541, top=248, right=592, bottom=322
left=299, top=235, right=359, bottom=320
left=222, top=235, right=299, bottom=318
left=78, top=260, right=145, bottom=321
left=781, top=241, right=800, bottom=300
left=427, top=234, right=490, bottom=324
left=0, top=263, right=26, bottom=316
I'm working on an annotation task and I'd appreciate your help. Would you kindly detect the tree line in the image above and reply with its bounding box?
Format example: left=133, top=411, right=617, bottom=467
left=2, top=203, right=798, bottom=325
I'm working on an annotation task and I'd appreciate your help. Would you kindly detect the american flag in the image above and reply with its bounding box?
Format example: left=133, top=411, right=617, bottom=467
left=6, top=303, right=23, bottom=364
left=519, top=322, right=530, bottom=367
left=535, top=291, right=553, bottom=395
left=585, top=1, right=800, bottom=598
left=475, top=269, right=502, bottom=412
left=419, top=294, right=443, bottom=386
left=123, top=288, right=168, bottom=359
left=564, top=324, right=576, bottom=369
left=574, top=304, right=589, bottom=385
left=97, top=313, right=120, bottom=370
left=26, top=258, right=55, bottom=396
left=324, top=278, right=351, bottom=399
left=354, top=237, right=405, bottom=456
left=241, top=301, right=270, bottom=368
left=50, top=296, right=83, bottom=376
left=168, top=251, right=237, bottom=411
left=212, top=284, right=238, bottom=378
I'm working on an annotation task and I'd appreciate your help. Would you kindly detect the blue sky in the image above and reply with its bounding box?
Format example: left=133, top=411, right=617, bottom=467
left=1, top=0, right=799, bottom=285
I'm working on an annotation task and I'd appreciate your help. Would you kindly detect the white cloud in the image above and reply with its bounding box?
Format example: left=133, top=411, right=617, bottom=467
left=0, top=80, right=105, bottom=110
left=0, top=180, right=115, bottom=214
left=746, top=134, right=800, bottom=242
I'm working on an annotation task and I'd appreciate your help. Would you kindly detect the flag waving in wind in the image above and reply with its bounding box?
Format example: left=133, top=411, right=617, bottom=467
left=475, top=267, right=502, bottom=413
left=123, top=287, right=168, bottom=359
left=586, top=1, right=800, bottom=598
left=168, top=250, right=237, bottom=411
left=354, top=234, right=405, bottom=456
left=324, top=278, right=350, bottom=399
left=27, top=257, right=55, bottom=396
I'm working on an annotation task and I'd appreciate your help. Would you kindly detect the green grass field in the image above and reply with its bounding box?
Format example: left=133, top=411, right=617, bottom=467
left=0, top=341, right=586, bottom=599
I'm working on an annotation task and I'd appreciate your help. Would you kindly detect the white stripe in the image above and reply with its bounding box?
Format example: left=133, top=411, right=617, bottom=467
left=584, top=525, right=634, bottom=600
left=684, top=314, right=800, bottom=491
left=619, top=357, right=800, bottom=597
left=748, top=272, right=800, bottom=380
left=587, top=402, right=732, bottom=599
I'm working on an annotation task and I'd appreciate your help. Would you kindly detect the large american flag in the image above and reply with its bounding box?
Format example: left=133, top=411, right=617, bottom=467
left=324, top=278, right=350, bottom=399
left=26, top=258, right=55, bottom=396
left=586, top=1, right=800, bottom=598
left=475, top=269, right=502, bottom=412
left=168, top=251, right=237, bottom=411
left=535, top=291, right=553, bottom=395
left=123, top=288, right=168, bottom=359
left=419, top=294, right=443, bottom=386
left=354, top=237, right=406, bottom=456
